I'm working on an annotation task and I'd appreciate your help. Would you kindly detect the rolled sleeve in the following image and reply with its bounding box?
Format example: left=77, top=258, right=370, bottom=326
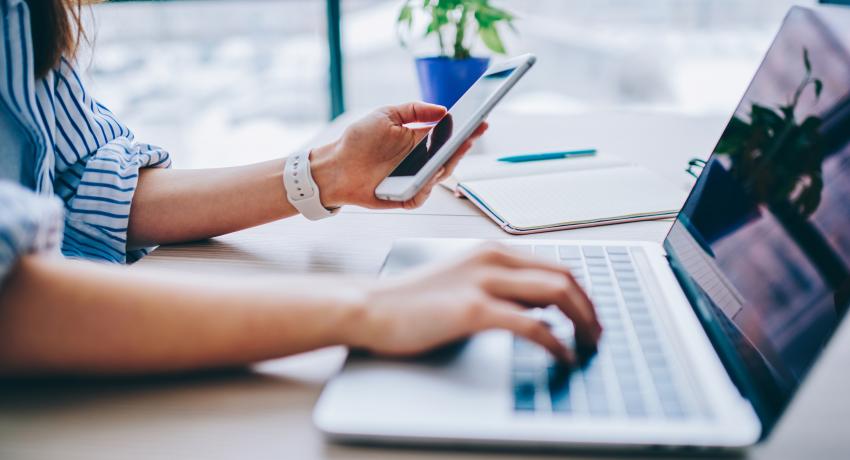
left=63, top=137, right=171, bottom=263
left=0, top=181, right=64, bottom=285
left=46, top=58, right=173, bottom=264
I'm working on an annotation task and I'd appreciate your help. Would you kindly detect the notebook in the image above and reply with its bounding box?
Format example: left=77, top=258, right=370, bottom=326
left=443, top=154, right=686, bottom=234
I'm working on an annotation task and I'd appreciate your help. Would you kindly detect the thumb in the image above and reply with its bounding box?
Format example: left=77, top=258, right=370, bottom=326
left=388, top=101, right=447, bottom=125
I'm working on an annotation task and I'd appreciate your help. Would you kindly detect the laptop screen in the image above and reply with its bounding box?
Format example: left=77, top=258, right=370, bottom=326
left=664, top=6, right=850, bottom=428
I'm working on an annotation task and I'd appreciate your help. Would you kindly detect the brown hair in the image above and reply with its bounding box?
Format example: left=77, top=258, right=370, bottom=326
left=26, top=0, right=90, bottom=78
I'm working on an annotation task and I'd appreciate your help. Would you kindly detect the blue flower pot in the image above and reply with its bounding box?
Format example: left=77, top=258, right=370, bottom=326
left=415, top=56, right=490, bottom=109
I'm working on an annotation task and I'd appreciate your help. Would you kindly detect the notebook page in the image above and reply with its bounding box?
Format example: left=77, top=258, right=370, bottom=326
left=461, top=165, right=686, bottom=230
left=444, top=153, right=630, bottom=191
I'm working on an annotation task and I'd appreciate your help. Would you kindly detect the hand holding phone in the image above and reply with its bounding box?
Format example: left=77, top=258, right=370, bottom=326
left=374, top=54, right=537, bottom=202
left=306, top=102, right=487, bottom=210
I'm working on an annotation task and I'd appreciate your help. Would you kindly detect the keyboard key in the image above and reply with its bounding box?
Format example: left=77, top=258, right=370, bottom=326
left=591, top=279, right=614, bottom=289
left=655, top=380, right=678, bottom=398
left=618, top=281, right=641, bottom=292
left=642, top=341, right=664, bottom=356
left=586, top=258, right=608, bottom=267
left=606, top=246, right=629, bottom=255
left=514, top=384, right=536, bottom=412
left=513, top=368, right=538, bottom=412
left=660, top=398, right=686, bottom=418
left=609, top=347, right=632, bottom=361
left=649, top=367, right=674, bottom=385
left=586, top=392, right=610, bottom=416
left=551, top=393, right=572, bottom=413
left=589, top=265, right=611, bottom=275
left=510, top=245, right=533, bottom=256
left=609, top=253, right=631, bottom=263
left=631, top=315, right=653, bottom=328
left=629, top=305, right=651, bottom=315
left=565, top=261, right=584, bottom=272
left=611, top=260, right=634, bottom=269
left=613, top=269, right=635, bottom=278
left=625, top=399, right=648, bottom=417
left=616, top=277, right=638, bottom=287
left=600, top=317, right=622, bottom=329
left=534, top=245, right=558, bottom=261
left=582, top=246, right=605, bottom=258
left=644, top=353, right=668, bottom=370
left=558, top=245, right=582, bottom=260
left=623, top=299, right=647, bottom=310
left=637, top=334, right=662, bottom=348
left=616, top=369, right=640, bottom=387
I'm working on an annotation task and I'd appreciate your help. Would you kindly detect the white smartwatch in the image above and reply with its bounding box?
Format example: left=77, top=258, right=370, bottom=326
left=283, top=149, right=340, bottom=221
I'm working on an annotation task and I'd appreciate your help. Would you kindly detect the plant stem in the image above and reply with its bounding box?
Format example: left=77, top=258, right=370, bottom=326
left=438, top=29, right=447, bottom=56
left=453, top=5, right=470, bottom=59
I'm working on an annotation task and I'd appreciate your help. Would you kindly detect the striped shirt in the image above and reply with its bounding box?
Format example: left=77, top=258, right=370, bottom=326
left=0, top=0, right=171, bottom=283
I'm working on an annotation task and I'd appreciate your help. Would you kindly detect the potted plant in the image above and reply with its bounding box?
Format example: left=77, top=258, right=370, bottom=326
left=397, top=0, right=516, bottom=108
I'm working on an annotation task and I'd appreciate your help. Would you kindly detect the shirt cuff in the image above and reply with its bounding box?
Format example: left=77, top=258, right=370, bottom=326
left=62, top=138, right=171, bottom=264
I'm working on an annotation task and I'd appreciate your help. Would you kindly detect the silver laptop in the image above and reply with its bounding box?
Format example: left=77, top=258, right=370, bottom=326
left=314, top=6, right=850, bottom=452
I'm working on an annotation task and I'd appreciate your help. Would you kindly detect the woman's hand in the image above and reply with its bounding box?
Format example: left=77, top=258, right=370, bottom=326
left=310, top=102, right=488, bottom=210
left=344, top=244, right=602, bottom=364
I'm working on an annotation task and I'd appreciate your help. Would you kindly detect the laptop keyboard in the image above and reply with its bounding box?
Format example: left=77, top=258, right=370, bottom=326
left=510, top=244, right=692, bottom=419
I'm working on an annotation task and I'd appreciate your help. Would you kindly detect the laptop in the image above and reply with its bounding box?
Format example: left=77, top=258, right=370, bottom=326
left=314, top=5, right=850, bottom=451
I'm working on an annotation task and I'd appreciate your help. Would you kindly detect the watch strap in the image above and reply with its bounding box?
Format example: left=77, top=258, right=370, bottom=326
left=283, top=150, right=339, bottom=221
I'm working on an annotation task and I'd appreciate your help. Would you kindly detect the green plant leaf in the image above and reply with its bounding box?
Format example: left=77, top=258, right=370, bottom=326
left=478, top=24, right=506, bottom=54
left=474, top=4, right=514, bottom=26
left=397, top=2, right=412, bottom=25
left=406, top=0, right=517, bottom=56
left=396, top=2, right=414, bottom=46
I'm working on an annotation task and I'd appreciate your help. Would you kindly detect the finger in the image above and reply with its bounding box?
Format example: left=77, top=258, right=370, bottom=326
left=470, top=121, right=489, bottom=138
left=441, top=144, right=470, bottom=179
left=482, top=267, right=600, bottom=349
left=388, top=102, right=447, bottom=125
left=369, top=169, right=443, bottom=211
left=403, top=188, right=431, bottom=210
left=483, top=268, right=575, bottom=306
left=402, top=172, right=441, bottom=209
left=442, top=122, right=488, bottom=176
left=476, top=246, right=601, bottom=348
left=482, top=300, right=575, bottom=364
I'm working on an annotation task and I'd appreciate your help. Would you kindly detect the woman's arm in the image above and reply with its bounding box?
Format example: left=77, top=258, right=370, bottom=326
left=127, top=103, right=487, bottom=248
left=0, top=254, right=363, bottom=375
left=128, top=158, right=296, bottom=248
left=0, top=246, right=600, bottom=376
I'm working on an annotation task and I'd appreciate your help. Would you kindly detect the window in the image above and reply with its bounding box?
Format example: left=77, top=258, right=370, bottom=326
left=342, top=0, right=816, bottom=116
left=83, top=0, right=329, bottom=168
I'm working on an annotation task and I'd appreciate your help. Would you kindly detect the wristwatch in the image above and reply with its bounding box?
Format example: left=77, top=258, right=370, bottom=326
left=283, top=149, right=340, bottom=221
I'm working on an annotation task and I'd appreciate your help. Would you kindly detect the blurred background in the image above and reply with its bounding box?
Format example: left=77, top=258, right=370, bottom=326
left=80, top=0, right=823, bottom=167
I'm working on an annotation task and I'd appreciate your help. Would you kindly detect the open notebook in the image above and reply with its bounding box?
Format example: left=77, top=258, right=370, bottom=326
left=443, top=154, right=686, bottom=234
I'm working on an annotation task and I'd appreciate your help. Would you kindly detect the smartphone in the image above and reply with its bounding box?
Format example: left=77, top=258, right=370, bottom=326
left=374, top=54, right=536, bottom=202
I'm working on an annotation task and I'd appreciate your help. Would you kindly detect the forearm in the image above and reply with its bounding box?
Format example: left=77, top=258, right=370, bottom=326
left=0, top=255, right=366, bottom=376
left=127, top=143, right=344, bottom=248
left=127, top=159, right=297, bottom=247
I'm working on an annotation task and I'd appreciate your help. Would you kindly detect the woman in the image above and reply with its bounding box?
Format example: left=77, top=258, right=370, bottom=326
left=0, top=0, right=600, bottom=375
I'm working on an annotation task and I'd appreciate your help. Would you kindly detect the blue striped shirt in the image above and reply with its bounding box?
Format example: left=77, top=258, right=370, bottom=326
left=0, top=0, right=171, bottom=283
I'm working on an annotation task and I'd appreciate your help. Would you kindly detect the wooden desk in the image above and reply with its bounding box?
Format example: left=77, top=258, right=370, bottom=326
left=2, top=111, right=848, bottom=460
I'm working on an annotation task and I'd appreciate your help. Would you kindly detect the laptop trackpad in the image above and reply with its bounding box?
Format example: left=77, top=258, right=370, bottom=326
left=316, top=331, right=513, bottom=433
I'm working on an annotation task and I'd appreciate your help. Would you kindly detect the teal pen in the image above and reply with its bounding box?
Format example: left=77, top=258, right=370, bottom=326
left=497, top=149, right=597, bottom=163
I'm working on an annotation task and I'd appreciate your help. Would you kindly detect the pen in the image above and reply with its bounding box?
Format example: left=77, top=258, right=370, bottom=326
left=497, top=149, right=597, bottom=163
